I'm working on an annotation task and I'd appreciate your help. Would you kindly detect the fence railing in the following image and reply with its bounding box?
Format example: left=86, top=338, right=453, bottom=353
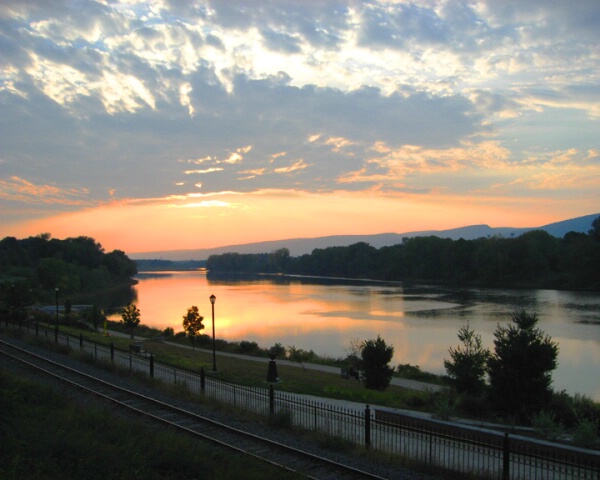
left=3, top=318, right=599, bottom=480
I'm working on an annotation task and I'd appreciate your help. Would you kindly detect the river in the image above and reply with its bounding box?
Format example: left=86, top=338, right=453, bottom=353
left=108, top=271, right=600, bottom=400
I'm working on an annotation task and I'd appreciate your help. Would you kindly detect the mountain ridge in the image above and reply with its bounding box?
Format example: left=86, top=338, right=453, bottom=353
left=128, top=213, right=599, bottom=261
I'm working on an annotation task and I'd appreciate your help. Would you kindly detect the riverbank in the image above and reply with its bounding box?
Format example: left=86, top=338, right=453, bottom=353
left=107, top=325, right=447, bottom=393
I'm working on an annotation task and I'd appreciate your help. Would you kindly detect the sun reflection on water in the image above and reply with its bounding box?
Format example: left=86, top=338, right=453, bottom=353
left=109, top=270, right=600, bottom=400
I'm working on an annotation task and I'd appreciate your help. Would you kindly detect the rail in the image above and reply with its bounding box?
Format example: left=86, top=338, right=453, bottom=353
left=3, top=318, right=599, bottom=480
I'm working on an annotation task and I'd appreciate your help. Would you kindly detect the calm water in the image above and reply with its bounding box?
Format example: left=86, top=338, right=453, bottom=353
left=109, top=271, right=600, bottom=400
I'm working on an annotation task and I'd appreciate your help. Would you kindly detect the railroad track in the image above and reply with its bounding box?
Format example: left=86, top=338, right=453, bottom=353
left=0, top=339, right=387, bottom=480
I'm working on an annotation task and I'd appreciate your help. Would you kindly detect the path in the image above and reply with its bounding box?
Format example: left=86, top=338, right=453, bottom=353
left=108, top=328, right=446, bottom=393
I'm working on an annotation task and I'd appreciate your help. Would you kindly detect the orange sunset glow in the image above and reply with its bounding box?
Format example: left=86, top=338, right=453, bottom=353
left=1, top=1, right=598, bottom=254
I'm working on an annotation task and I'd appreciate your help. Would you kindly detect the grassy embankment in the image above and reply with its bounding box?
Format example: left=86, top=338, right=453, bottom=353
left=67, top=321, right=443, bottom=412
left=0, top=367, right=306, bottom=480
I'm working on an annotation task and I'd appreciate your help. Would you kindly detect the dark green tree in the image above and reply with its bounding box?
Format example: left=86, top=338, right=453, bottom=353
left=267, top=248, right=290, bottom=272
left=361, top=335, right=394, bottom=390
left=287, top=345, right=313, bottom=371
left=444, top=324, right=490, bottom=395
left=90, top=305, right=104, bottom=331
left=121, top=303, right=141, bottom=339
left=182, top=306, right=204, bottom=350
left=487, top=311, right=559, bottom=419
left=589, top=215, right=600, bottom=242
left=64, top=298, right=72, bottom=325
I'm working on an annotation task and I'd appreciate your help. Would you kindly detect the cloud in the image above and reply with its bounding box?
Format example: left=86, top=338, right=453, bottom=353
left=0, top=0, right=598, bottom=246
left=0, top=176, right=93, bottom=206
left=338, top=140, right=512, bottom=188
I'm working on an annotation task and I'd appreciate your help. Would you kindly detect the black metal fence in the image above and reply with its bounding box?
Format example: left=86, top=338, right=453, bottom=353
left=3, top=318, right=599, bottom=480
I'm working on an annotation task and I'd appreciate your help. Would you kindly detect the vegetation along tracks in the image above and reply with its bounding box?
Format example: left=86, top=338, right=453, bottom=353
left=0, top=339, right=386, bottom=480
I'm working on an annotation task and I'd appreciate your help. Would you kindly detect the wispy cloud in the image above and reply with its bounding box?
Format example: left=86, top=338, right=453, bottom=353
left=0, top=0, right=598, bottom=250
left=0, top=176, right=93, bottom=206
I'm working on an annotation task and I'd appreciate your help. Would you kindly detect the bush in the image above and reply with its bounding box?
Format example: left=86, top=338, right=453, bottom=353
left=433, top=395, right=456, bottom=421
left=487, top=311, right=559, bottom=420
left=572, top=419, right=599, bottom=449
left=361, top=335, right=394, bottom=391
left=269, top=343, right=286, bottom=358
left=547, top=390, right=579, bottom=428
left=396, top=363, right=441, bottom=383
left=456, top=393, right=490, bottom=418
left=531, top=410, right=564, bottom=441
left=238, top=340, right=260, bottom=354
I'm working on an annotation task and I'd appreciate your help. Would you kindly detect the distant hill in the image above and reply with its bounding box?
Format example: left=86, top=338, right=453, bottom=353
left=128, top=213, right=599, bottom=261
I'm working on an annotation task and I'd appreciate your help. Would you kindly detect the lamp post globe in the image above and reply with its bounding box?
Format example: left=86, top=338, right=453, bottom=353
left=209, top=294, right=217, bottom=372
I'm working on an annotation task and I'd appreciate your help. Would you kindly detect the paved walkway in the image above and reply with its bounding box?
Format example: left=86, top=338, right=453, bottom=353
left=108, top=328, right=446, bottom=393
left=105, top=329, right=528, bottom=443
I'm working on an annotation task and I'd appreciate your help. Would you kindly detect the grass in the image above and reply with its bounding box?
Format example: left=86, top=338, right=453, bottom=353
left=0, top=367, right=305, bottom=480
left=63, top=325, right=441, bottom=412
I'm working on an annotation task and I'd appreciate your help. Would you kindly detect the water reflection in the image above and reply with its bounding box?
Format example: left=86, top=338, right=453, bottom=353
left=107, top=271, right=600, bottom=400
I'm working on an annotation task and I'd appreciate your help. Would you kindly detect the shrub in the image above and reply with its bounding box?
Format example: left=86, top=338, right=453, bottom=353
left=444, top=324, right=489, bottom=395
left=162, top=327, right=174, bottom=338
left=487, top=311, right=559, bottom=420
left=238, top=340, right=260, bottom=354
left=456, top=393, right=490, bottom=418
left=269, top=343, right=286, bottom=358
left=531, top=410, right=564, bottom=441
left=396, top=363, right=441, bottom=383
left=433, top=395, right=456, bottom=421
left=361, top=335, right=394, bottom=391
left=572, top=419, right=599, bottom=449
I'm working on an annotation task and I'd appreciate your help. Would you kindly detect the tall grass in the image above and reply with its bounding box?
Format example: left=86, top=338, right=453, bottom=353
left=0, top=368, right=304, bottom=480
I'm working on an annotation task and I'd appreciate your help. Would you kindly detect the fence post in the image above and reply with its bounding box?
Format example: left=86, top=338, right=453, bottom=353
left=35, top=322, right=39, bottom=336
left=269, top=384, right=275, bottom=416
left=149, top=354, right=154, bottom=378
left=503, top=433, right=510, bottom=480
left=200, top=367, right=205, bottom=393
left=79, top=334, right=83, bottom=350
left=365, top=405, right=371, bottom=450
left=110, top=342, right=114, bottom=362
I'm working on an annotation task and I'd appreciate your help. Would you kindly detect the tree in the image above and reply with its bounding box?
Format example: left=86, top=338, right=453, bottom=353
left=444, top=324, right=490, bottom=395
left=182, top=306, right=204, bottom=350
left=64, top=298, right=72, bottom=325
left=287, top=345, right=310, bottom=370
left=268, top=248, right=290, bottom=272
left=90, top=304, right=104, bottom=331
left=589, top=215, right=600, bottom=242
left=121, top=303, right=141, bottom=339
left=361, top=335, right=394, bottom=390
left=487, top=310, right=559, bottom=419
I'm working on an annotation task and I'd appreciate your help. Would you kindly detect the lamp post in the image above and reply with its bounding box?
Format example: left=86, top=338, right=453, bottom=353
left=209, top=294, right=217, bottom=372
left=54, top=287, right=59, bottom=342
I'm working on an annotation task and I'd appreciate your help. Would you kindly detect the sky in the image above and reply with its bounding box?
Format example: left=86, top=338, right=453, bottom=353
left=1, top=0, right=599, bottom=255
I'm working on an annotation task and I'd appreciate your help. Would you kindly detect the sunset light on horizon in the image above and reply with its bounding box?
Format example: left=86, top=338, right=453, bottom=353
left=1, top=1, right=599, bottom=255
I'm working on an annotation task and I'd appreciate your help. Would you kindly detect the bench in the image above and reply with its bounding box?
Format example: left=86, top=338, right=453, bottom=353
left=341, top=367, right=360, bottom=380
left=129, top=341, right=145, bottom=354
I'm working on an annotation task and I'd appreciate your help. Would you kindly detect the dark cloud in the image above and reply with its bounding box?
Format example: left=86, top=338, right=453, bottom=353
left=358, top=2, right=449, bottom=49
left=207, top=0, right=349, bottom=49
left=481, top=0, right=600, bottom=41
left=261, top=28, right=302, bottom=53
left=0, top=0, right=597, bottom=218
